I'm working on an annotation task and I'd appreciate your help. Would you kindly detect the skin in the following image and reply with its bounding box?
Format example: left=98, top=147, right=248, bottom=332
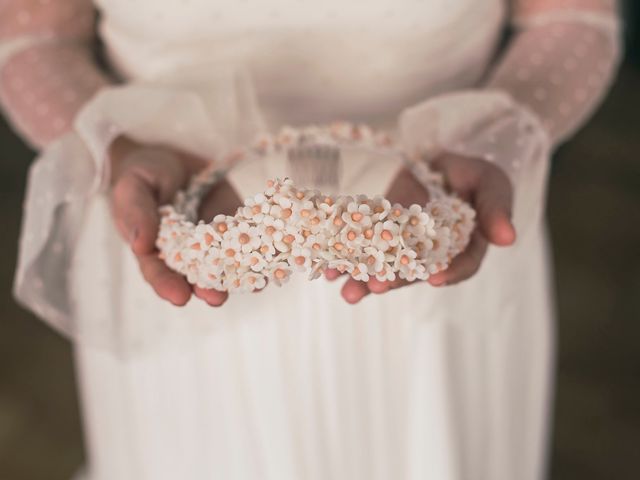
left=332, top=155, right=516, bottom=304
left=109, top=137, right=515, bottom=307
left=109, top=136, right=235, bottom=307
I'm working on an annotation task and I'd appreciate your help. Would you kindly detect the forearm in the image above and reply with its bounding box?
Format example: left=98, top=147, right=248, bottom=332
left=0, top=42, right=110, bottom=148
left=0, top=0, right=111, bottom=149
left=485, top=12, right=621, bottom=145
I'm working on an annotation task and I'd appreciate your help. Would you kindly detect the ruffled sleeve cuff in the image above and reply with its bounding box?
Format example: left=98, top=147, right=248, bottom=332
left=13, top=64, right=266, bottom=348
left=397, top=89, right=552, bottom=236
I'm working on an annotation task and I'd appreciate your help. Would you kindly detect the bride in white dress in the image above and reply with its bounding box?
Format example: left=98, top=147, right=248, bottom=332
left=0, top=0, right=621, bottom=479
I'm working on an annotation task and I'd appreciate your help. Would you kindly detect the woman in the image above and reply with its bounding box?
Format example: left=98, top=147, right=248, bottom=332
left=0, top=0, right=621, bottom=479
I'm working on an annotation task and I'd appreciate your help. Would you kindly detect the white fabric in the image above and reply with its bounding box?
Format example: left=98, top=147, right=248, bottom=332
left=5, top=0, right=620, bottom=478
left=398, top=90, right=552, bottom=238
left=14, top=63, right=266, bottom=348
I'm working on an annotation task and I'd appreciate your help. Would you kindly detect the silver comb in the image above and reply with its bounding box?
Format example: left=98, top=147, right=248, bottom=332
left=286, top=142, right=341, bottom=190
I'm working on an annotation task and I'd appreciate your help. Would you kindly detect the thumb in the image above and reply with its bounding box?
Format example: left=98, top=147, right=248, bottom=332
left=474, top=167, right=516, bottom=246
left=111, top=172, right=161, bottom=255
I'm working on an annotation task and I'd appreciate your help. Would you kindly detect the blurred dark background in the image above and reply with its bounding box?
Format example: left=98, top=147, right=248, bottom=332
left=1, top=4, right=639, bottom=480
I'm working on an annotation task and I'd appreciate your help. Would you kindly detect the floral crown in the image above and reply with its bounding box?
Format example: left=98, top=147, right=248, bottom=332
left=156, top=122, right=475, bottom=293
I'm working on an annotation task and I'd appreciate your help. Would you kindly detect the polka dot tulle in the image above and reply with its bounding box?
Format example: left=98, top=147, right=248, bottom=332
left=1, top=0, right=621, bottom=352
left=489, top=8, right=620, bottom=145
left=0, top=0, right=95, bottom=40
left=399, top=0, right=620, bottom=228
left=0, top=0, right=620, bottom=151
left=0, top=0, right=108, bottom=148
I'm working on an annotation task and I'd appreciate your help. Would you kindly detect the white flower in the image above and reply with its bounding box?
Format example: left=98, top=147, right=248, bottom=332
left=351, top=263, right=370, bottom=282
left=261, top=215, right=286, bottom=233
left=327, top=258, right=355, bottom=275
left=428, top=227, right=451, bottom=261
left=212, top=214, right=235, bottom=238
left=372, top=220, right=401, bottom=250
left=370, top=196, right=391, bottom=222
left=273, top=225, right=304, bottom=253
left=303, top=233, right=329, bottom=254
left=342, top=201, right=372, bottom=228
left=388, top=204, right=409, bottom=224
left=308, top=259, right=328, bottom=281
left=193, top=222, right=222, bottom=248
left=182, top=235, right=208, bottom=263
left=273, top=177, right=295, bottom=198
left=339, top=225, right=368, bottom=249
left=290, top=187, right=316, bottom=203
left=238, top=271, right=267, bottom=292
left=220, top=235, right=243, bottom=264
left=404, top=204, right=435, bottom=237
left=394, top=249, right=418, bottom=277
left=268, top=261, right=293, bottom=286
left=290, top=198, right=316, bottom=226
left=195, top=255, right=223, bottom=289
left=303, top=207, right=328, bottom=234
left=361, top=246, right=386, bottom=274
left=273, top=191, right=293, bottom=210
left=224, top=221, right=261, bottom=253
left=375, top=265, right=396, bottom=282
left=256, top=216, right=284, bottom=255
left=427, top=261, right=448, bottom=275
left=325, top=203, right=348, bottom=235
left=327, top=236, right=349, bottom=258
left=242, top=251, right=268, bottom=272
left=288, top=246, right=313, bottom=271
left=263, top=179, right=278, bottom=197
left=403, top=262, right=428, bottom=282
left=239, top=193, right=270, bottom=221
left=317, top=195, right=338, bottom=216
left=204, top=273, right=224, bottom=291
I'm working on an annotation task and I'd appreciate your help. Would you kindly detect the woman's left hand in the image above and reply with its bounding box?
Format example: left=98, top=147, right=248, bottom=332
left=329, top=153, right=517, bottom=304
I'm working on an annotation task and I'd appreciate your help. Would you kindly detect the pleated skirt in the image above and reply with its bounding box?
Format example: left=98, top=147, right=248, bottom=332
left=71, top=196, right=554, bottom=480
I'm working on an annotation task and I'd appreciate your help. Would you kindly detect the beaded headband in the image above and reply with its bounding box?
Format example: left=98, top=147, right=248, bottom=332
left=156, top=122, right=476, bottom=293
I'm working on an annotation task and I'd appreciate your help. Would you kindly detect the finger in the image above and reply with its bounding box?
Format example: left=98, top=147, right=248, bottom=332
left=341, top=278, right=370, bottom=304
left=324, top=268, right=343, bottom=281
left=111, top=173, right=160, bottom=255
left=386, top=167, right=430, bottom=207
left=193, top=286, right=228, bottom=307
left=428, top=231, right=488, bottom=286
left=367, top=277, right=392, bottom=294
left=137, top=253, right=192, bottom=306
left=199, top=178, right=243, bottom=220
left=127, top=149, right=187, bottom=204
left=475, top=168, right=516, bottom=246
left=367, top=276, right=410, bottom=294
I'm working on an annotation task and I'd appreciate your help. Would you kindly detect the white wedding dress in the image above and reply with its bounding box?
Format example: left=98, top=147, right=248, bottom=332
left=0, top=0, right=621, bottom=479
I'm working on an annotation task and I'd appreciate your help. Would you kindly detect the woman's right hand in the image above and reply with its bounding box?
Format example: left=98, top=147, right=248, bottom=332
left=108, top=136, right=233, bottom=307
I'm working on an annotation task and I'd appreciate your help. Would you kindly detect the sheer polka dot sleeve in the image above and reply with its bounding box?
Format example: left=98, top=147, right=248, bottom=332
left=0, top=0, right=111, bottom=149
left=489, top=0, right=621, bottom=145
left=398, top=0, right=621, bottom=236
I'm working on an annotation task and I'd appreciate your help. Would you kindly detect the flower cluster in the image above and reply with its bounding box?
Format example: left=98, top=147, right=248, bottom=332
left=157, top=178, right=475, bottom=293
left=251, top=121, right=395, bottom=155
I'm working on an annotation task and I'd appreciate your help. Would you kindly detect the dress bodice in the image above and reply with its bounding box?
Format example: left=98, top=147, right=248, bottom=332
left=95, top=0, right=506, bottom=127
